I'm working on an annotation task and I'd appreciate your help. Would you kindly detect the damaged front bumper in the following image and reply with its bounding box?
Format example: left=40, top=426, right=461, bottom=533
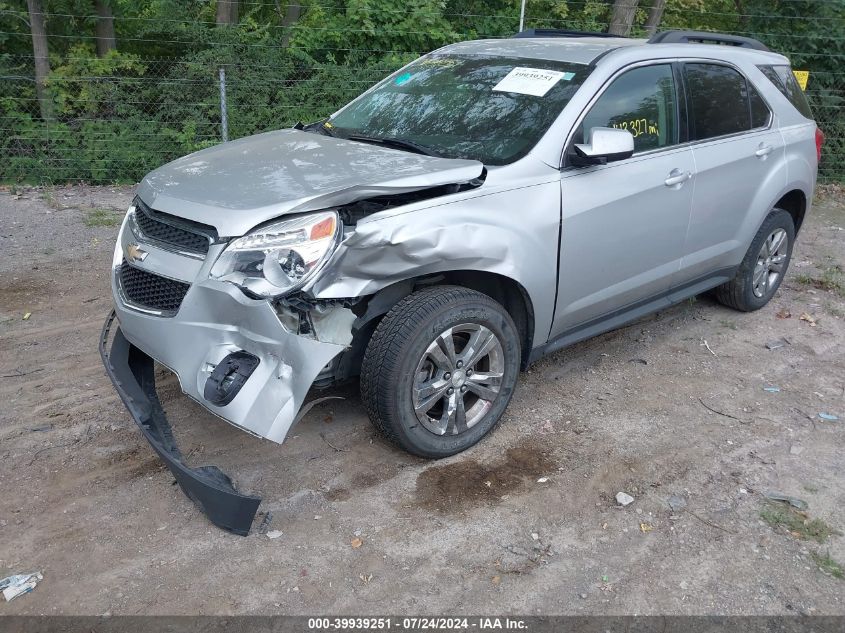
left=112, top=270, right=347, bottom=443
left=103, top=257, right=350, bottom=533
left=100, top=311, right=261, bottom=535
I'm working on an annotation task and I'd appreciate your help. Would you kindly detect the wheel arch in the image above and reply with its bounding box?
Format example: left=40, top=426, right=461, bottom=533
left=773, top=188, right=808, bottom=234
left=335, top=271, right=535, bottom=381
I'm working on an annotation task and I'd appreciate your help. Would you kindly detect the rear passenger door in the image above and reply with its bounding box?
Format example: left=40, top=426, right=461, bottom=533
left=675, top=62, right=785, bottom=286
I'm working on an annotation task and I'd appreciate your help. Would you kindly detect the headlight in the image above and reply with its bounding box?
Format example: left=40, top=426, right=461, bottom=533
left=209, top=211, right=340, bottom=297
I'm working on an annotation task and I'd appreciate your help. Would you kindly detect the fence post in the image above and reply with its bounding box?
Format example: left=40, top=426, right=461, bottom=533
left=218, top=66, right=229, bottom=143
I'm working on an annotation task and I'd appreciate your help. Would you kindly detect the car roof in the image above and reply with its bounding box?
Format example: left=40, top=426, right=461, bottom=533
left=436, top=36, right=788, bottom=67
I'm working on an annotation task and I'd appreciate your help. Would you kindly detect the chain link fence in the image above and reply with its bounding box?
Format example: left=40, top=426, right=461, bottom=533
left=1, top=54, right=394, bottom=183
left=1, top=5, right=842, bottom=184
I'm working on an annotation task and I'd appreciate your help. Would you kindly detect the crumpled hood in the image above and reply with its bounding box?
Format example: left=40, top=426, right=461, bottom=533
left=137, top=129, right=484, bottom=236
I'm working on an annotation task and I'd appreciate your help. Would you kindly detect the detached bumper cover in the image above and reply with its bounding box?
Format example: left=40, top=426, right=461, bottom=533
left=99, top=311, right=260, bottom=536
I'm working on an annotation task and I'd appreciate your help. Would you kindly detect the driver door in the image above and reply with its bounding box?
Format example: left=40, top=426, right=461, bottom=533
left=551, top=62, right=696, bottom=338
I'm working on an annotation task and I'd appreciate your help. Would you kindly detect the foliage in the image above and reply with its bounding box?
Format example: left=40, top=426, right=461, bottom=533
left=1, top=0, right=843, bottom=183
left=811, top=551, right=844, bottom=580
left=760, top=505, right=842, bottom=543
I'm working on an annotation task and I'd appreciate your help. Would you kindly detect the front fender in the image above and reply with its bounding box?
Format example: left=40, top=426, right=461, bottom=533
left=310, top=181, right=562, bottom=348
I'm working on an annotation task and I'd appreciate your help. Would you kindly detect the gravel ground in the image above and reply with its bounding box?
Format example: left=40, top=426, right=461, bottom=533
left=0, top=184, right=843, bottom=615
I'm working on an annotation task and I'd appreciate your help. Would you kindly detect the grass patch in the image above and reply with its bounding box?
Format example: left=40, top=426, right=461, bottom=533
left=719, top=319, right=737, bottom=330
left=795, top=265, right=845, bottom=298
left=826, top=302, right=845, bottom=318
left=812, top=551, right=844, bottom=579
left=84, top=208, right=121, bottom=228
left=761, top=505, right=842, bottom=543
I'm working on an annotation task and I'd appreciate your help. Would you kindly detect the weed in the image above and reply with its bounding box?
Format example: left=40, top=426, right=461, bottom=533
left=811, top=551, right=844, bottom=579
left=825, top=302, right=845, bottom=318
left=719, top=319, right=738, bottom=330
left=761, top=505, right=842, bottom=543
left=84, top=208, right=121, bottom=228
left=795, top=265, right=845, bottom=298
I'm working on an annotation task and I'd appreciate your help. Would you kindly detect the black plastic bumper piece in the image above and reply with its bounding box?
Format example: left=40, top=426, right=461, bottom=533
left=99, top=311, right=261, bottom=536
left=203, top=351, right=260, bottom=406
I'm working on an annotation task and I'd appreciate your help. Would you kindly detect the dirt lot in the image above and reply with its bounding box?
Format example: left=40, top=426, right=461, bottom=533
left=1, top=184, right=844, bottom=615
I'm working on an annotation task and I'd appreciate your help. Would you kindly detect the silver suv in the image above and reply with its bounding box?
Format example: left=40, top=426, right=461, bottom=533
left=101, top=30, right=821, bottom=534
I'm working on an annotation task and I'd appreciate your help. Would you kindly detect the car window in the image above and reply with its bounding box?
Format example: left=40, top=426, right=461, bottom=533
left=758, top=64, right=814, bottom=119
left=685, top=63, right=760, bottom=140
left=327, top=55, right=590, bottom=166
left=749, top=83, right=771, bottom=128
left=577, top=64, right=678, bottom=153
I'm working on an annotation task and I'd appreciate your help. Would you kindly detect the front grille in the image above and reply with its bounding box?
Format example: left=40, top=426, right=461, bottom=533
left=119, top=259, right=191, bottom=314
left=134, top=200, right=214, bottom=255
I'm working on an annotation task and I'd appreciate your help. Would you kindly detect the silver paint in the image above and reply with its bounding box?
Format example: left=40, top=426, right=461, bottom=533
left=137, top=129, right=484, bottom=237
left=111, top=37, right=819, bottom=445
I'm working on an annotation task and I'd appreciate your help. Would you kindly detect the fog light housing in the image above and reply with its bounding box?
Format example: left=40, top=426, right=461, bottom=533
left=203, top=351, right=260, bottom=407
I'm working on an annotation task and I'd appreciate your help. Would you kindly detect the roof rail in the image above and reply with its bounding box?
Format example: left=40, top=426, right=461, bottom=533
left=648, top=30, right=769, bottom=51
left=512, top=28, right=626, bottom=39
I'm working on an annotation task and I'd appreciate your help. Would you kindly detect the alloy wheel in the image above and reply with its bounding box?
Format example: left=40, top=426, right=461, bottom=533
left=412, top=323, right=505, bottom=436
left=752, top=228, right=789, bottom=298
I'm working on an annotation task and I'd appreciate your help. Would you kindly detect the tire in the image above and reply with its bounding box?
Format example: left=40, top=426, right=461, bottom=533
left=360, top=285, right=521, bottom=458
left=714, top=208, right=795, bottom=312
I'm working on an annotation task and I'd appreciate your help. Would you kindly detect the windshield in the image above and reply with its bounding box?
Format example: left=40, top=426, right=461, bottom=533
left=327, top=54, right=590, bottom=165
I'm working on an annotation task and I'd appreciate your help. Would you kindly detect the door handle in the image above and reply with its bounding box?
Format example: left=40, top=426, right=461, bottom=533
left=755, top=144, right=773, bottom=158
left=664, top=169, right=692, bottom=187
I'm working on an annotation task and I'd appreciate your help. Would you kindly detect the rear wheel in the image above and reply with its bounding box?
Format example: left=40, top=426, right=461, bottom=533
left=714, top=208, right=795, bottom=312
left=360, top=286, right=520, bottom=458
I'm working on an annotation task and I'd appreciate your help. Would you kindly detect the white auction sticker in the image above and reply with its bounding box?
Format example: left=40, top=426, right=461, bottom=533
left=492, top=67, right=568, bottom=97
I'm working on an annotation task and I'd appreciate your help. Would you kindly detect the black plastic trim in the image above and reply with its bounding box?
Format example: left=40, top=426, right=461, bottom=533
left=99, top=311, right=261, bottom=536
left=134, top=197, right=218, bottom=249
left=648, top=30, right=770, bottom=52
left=530, top=266, right=737, bottom=364
left=203, top=351, right=260, bottom=407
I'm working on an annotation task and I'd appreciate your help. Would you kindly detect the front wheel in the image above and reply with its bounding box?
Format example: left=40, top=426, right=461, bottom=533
left=714, top=208, right=795, bottom=312
left=360, top=286, right=521, bottom=458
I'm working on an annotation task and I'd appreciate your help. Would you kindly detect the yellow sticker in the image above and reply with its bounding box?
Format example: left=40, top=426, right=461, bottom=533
left=323, top=121, right=334, bottom=129
left=793, top=70, right=809, bottom=91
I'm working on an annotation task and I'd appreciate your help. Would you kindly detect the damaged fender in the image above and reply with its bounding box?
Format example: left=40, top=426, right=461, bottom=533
left=309, top=180, right=563, bottom=343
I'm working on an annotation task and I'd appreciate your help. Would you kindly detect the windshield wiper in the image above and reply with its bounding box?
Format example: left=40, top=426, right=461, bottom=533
left=300, top=119, right=337, bottom=137
left=347, top=135, right=440, bottom=157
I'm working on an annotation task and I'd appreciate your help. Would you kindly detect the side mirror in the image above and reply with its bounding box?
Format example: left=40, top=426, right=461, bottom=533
left=571, top=127, right=634, bottom=166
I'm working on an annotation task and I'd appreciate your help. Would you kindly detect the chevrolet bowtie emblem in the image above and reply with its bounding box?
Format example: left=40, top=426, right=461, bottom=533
left=125, top=243, right=148, bottom=263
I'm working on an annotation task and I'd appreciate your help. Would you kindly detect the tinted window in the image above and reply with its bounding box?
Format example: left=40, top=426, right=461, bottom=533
left=685, top=63, right=752, bottom=140
left=328, top=55, right=590, bottom=165
left=749, top=83, right=771, bottom=128
left=758, top=64, right=814, bottom=119
left=578, top=64, right=677, bottom=153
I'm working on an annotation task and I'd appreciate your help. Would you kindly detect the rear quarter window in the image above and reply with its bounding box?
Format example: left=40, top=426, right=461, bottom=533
left=758, top=65, right=814, bottom=119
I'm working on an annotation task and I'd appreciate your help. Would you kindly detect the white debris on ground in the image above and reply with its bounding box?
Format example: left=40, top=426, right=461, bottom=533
left=1, top=572, right=43, bottom=601
left=616, top=492, right=635, bottom=507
